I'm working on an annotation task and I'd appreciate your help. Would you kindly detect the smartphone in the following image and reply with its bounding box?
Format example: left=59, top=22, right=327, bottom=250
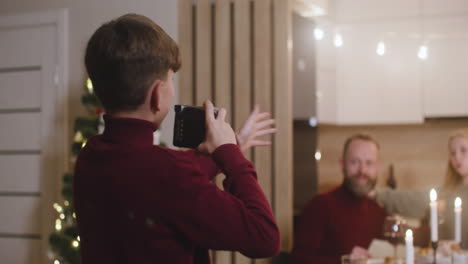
left=173, top=105, right=218, bottom=148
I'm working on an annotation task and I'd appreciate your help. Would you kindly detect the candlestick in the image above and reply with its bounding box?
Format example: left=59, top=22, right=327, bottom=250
left=431, top=241, right=438, bottom=264
left=430, top=189, right=438, bottom=242
left=455, top=197, right=462, bottom=244
left=405, top=229, right=414, bottom=264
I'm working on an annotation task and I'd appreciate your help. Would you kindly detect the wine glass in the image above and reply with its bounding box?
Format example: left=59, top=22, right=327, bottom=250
left=382, top=215, right=407, bottom=259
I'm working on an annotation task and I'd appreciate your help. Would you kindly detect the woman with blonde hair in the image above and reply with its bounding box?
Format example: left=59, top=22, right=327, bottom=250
left=374, top=128, right=468, bottom=248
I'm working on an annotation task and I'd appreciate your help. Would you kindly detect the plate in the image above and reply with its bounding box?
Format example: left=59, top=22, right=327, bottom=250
left=367, top=258, right=384, bottom=264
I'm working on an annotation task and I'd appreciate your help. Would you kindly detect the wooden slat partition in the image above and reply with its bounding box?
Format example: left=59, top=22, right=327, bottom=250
left=196, top=0, right=213, bottom=105
left=177, top=0, right=293, bottom=263
left=233, top=1, right=252, bottom=263
left=253, top=1, right=273, bottom=263
left=273, top=0, right=294, bottom=252
left=178, top=0, right=194, bottom=105
left=214, top=0, right=233, bottom=263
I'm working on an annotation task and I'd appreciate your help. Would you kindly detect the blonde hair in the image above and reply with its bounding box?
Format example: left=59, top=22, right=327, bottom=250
left=442, top=128, right=468, bottom=192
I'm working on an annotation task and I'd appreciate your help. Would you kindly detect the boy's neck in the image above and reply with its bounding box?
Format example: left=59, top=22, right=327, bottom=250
left=110, top=110, right=160, bottom=126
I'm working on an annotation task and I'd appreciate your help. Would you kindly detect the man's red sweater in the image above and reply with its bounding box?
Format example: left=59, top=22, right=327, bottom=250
left=291, top=185, right=386, bottom=264
left=73, top=116, right=280, bottom=264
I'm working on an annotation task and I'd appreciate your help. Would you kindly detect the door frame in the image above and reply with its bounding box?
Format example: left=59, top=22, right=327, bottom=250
left=0, top=9, right=69, bottom=264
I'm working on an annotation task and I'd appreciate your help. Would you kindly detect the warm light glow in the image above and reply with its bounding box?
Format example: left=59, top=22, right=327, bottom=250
left=81, top=141, right=87, bottom=148
left=55, top=219, right=62, bottom=231
left=77, top=236, right=81, bottom=242
left=406, top=229, right=413, bottom=239
left=72, top=240, right=79, bottom=248
left=314, top=28, right=324, bottom=40
left=430, top=188, right=437, bottom=202
left=54, top=260, right=60, bottom=264
left=334, top=33, right=343, bottom=47
left=86, top=78, right=93, bottom=93
left=72, top=213, right=76, bottom=219
left=418, top=45, right=429, bottom=60
left=59, top=213, right=65, bottom=220
left=74, top=131, right=83, bottom=142
left=376, top=42, right=386, bottom=56
left=64, top=200, right=70, bottom=207
left=315, top=151, right=322, bottom=161
left=53, top=203, right=63, bottom=213
left=455, top=197, right=462, bottom=208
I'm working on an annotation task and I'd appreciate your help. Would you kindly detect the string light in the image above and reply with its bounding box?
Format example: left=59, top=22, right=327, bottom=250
left=74, top=131, right=83, bottom=142
left=55, top=219, right=62, bottom=231
left=77, top=236, right=81, bottom=242
left=54, top=260, right=60, bottom=264
left=59, top=213, right=65, bottom=220
left=64, top=200, right=69, bottom=207
left=53, top=203, right=63, bottom=213
left=81, top=140, right=87, bottom=148
left=71, top=240, right=79, bottom=248
left=72, top=212, right=76, bottom=219
left=86, top=78, right=94, bottom=93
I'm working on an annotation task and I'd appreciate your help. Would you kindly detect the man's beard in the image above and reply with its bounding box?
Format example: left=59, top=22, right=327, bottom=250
left=343, top=173, right=376, bottom=197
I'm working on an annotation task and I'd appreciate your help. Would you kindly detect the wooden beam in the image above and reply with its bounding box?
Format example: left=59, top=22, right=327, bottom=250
left=273, top=0, right=294, bottom=252
left=253, top=1, right=273, bottom=263
left=178, top=0, right=194, bottom=105
left=196, top=0, right=213, bottom=105
left=213, top=0, right=233, bottom=263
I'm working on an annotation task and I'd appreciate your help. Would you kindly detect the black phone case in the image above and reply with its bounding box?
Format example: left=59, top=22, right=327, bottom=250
left=173, top=105, right=206, bottom=148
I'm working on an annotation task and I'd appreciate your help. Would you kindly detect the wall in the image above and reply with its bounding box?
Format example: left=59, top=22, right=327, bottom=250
left=316, top=119, right=468, bottom=194
left=0, top=0, right=178, bottom=148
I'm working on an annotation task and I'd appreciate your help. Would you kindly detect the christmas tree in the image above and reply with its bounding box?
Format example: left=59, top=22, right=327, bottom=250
left=48, top=78, right=166, bottom=263
left=48, top=78, right=103, bottom=264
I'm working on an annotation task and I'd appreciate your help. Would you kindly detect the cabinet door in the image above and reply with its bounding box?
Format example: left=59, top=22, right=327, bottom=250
left=336, top=21, right=423, bottom=124
left=423, top=16, right=468, bottom=117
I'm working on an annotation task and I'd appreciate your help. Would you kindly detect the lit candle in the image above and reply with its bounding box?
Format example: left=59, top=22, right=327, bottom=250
left=455, top=197, right=462, bottom=244
left=430, top=189, right=438, bottom=242
left=406, top=229, right=414, bottom=264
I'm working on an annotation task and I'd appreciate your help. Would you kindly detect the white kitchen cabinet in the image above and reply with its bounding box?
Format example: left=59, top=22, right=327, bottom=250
left=423, top=16, right=468, bottom=117
left=317, top=20, right=424, bottom=124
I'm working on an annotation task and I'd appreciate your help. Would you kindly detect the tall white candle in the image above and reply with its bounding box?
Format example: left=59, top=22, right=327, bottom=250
left=406, top=229, right=414, bottom=264
left=455, top=197, right=462, bottom=244
left=430, top=189, right=438, bottom=242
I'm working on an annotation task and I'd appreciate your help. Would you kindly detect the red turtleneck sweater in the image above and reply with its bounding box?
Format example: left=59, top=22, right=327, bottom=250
left=73, top=116, right=280, bottom=264
left=291, top=185, right=387, bottom=264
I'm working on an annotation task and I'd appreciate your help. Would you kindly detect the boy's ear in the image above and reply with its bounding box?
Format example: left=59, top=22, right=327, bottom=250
left=149, top=80, right=162, bottom=113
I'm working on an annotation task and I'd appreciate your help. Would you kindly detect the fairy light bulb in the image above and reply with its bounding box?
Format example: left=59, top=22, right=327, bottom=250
left=86, top=78, right=94, bottom=93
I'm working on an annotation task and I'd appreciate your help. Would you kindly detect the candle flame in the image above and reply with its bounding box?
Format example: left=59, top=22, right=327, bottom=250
left=406, top=229, right=413, bottom=239
left=455, top=197, right=462, bottom=208
left=430, top=189, right=437, bottom=202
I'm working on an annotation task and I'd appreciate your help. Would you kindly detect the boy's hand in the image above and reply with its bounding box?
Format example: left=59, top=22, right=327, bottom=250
left=198, top=100, right=236, bottom=154
left=237, top=105, right=277, bottom=152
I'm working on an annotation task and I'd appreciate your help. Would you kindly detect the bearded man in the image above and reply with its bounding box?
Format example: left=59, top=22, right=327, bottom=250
left=290, top=134, right=387, bottom=264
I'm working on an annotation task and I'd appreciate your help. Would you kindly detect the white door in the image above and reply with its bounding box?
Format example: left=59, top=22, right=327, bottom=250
left=0, top=10, right=68, bottom=264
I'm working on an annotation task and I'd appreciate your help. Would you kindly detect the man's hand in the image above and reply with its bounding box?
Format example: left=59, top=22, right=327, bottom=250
left=237, top=105, right=277, bottom=152
left=198, top=100, right=236, bottom=154
left=350, top=246, right=372, bottom=259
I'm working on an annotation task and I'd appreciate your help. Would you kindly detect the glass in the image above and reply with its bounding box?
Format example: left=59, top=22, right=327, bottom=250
left=382, top=215, right=407, bottom=258
left=341, top=254, right=367, bottom=264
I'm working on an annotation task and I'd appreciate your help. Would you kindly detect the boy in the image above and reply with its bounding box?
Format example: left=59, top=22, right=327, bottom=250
left=74, top=13, right=280, bottom=264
